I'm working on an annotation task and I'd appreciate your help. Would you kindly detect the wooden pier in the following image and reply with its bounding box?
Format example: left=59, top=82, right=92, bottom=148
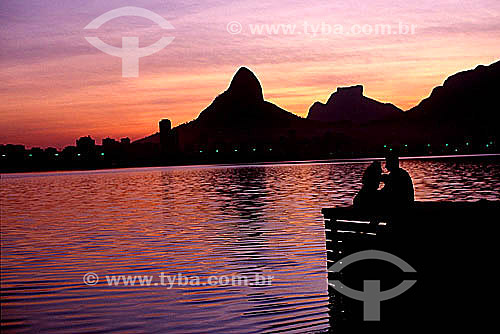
left=322, top=201, right=500, bottom=331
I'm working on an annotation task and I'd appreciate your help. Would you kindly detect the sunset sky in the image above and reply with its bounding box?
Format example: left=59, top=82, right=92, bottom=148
left=1, top=0, right=500, bottom=149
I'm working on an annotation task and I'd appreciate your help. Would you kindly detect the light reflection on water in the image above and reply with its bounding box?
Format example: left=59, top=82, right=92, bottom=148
left=1, top=158, right=499, bottom=333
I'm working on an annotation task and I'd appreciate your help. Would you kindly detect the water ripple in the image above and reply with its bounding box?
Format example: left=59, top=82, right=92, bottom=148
left=1, top=158, right=499, bottom=333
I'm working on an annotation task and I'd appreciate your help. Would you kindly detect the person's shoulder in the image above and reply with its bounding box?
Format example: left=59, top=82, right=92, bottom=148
left=396, top=168, right=411, bottom=179
left=398, top=168, right=410, bottom=175
left=398, top=168, right=413, bottom=182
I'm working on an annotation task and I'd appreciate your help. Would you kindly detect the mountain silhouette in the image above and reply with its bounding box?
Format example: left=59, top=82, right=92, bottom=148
left=154, top=67, right=332, bottom=154
left=136, top=60, right=499, bottom=154
left=407, top=60, right=500, bottom=133
left=357, top=59, right=500, bottom=145
left=307, top=85, right=402, bottom=123
left=222, top=67, right=263, bottom=102
left=194, top=67, right=304, bottom=127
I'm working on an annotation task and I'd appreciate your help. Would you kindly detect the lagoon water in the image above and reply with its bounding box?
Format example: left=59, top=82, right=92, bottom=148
left=1, top=157, right=499, bottom=333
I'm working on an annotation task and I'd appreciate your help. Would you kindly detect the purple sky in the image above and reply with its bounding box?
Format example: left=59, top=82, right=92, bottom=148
left=1, top=0, right=500, bottom=148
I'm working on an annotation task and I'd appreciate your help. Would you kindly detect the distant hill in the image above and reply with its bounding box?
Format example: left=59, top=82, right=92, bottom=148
left=194, top=67, right=305, bottom=128
left=406, top=60, right=500, bottom=137
left=139, top=67, right=331, bottom=154
left=136, top=61, right=499, bottom=155
left=307, top=85, right=402, bottom=123
left=133, top=131, right=159, bottom=145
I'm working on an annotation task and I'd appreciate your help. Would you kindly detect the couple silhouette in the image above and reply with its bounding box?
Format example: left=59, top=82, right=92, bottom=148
left=353, top=152, right=414, bottom=210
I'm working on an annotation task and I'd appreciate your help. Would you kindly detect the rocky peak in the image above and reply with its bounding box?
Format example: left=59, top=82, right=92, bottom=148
left=226, top=67, right=264, bottom=102
left=308, top=84, right=401, bottom=122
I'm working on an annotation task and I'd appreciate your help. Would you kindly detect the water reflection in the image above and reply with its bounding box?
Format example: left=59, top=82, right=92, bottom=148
left=1, top=158, right=499, bottom=333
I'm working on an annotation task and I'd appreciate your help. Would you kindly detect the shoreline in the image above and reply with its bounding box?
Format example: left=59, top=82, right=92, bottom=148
left=2, top=153, right=499, bottom=178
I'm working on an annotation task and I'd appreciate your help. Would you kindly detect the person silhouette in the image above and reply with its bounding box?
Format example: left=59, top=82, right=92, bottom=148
left=353, top=161, right=382, bottom=209
left=381, top=152, right=414, bottom=207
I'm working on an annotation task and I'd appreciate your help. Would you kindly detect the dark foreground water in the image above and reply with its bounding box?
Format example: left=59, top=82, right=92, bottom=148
left=1, top=157, right=499, bottom=333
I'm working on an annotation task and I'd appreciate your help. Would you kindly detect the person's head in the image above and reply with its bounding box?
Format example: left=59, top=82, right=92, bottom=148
left=385, top=151, right=399, bottom=172
left=362, top=161, right=382, bottom=190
